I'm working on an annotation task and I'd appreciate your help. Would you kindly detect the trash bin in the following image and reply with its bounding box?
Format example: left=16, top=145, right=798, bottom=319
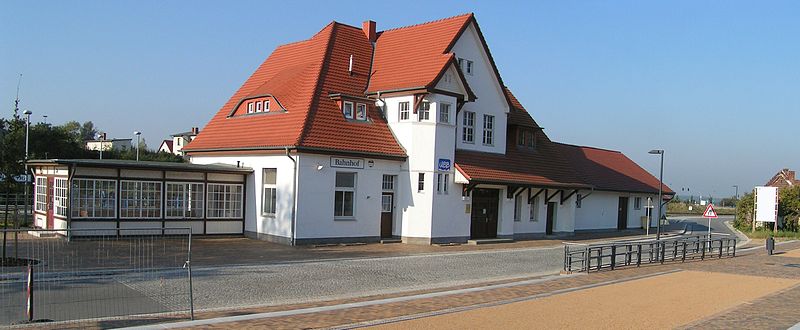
left=640, top=216, right=648, bottom=229
left=766, top=236, right=775, bottom=255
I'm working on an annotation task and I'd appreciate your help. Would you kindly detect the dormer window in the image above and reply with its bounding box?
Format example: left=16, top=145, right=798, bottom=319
left=247, top=102, right=255, bottom=114
left=356, top=103, right=367, bottom=120
left=263, top=100, right=270, bottom=112
left=517, top=129, right=537, bottom=149
left=256, top=101, right=262, bottom=112
left=343, top=101, right=354, bottom=119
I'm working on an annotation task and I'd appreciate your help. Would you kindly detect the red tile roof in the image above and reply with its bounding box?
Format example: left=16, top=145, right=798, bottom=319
left=505, top=87, right=540, bottom=128
left=555, top=143, right=675, bottom=195
left=159, top=140, right=173, bottom=153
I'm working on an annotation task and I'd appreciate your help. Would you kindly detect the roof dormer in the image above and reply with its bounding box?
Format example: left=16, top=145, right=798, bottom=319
left=228, top=94, right=286, bottom=117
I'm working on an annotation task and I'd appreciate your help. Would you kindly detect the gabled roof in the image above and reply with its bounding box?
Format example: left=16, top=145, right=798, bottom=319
left=505, top=87, right=540, bottom=128
left=159, top=140, right=174, bottom=153
left=555, top=143, right=675, bottom=195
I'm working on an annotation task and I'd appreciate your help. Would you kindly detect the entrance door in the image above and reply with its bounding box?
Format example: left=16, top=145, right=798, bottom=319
left=46, top=177, right=55, bottom=229
left=618, top=197, right=629, bottom=230
left=546, top=202, right=556, bottom=235
left=380, top=193, right=394, bottom=238
left=470, top=188, right=499, bottom=239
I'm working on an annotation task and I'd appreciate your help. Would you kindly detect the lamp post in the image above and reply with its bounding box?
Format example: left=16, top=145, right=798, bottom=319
left=649, top=149, right=664, bottom=240
left=95, top=133, right=104, bottom=160
left=134, top=131, right=141, bottom=161
left=23, top=110, right=32, bottom=228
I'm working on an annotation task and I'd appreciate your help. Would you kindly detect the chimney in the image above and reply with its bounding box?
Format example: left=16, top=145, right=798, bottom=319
left=362, top=20, right=376, bottom=42
left=191, top=127, right=199, bottom=135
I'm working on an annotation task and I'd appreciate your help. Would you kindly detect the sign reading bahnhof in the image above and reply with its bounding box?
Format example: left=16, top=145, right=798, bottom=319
left=330, top=157, right=365, bottom=169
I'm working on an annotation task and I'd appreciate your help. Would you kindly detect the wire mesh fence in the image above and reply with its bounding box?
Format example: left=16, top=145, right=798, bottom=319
left=0, top=228, right=193, bottom=327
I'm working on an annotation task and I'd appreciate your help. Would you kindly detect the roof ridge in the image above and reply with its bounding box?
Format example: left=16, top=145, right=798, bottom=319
left=275, top=21, right=337, bottom=48
left=554, top=141, right=622, bottom=153
left=378, top=13, right=473, bottom=33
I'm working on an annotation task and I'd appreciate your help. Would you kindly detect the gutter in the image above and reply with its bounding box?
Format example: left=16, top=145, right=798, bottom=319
left=285, top=147, right=298, bottom=245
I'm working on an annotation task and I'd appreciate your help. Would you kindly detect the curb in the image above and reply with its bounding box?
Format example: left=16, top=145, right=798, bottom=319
left=723, top=220, right=751, bottom=247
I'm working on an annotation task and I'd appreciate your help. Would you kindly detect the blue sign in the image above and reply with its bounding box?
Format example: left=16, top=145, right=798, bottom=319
left=437, top=158, right=451, bottom=171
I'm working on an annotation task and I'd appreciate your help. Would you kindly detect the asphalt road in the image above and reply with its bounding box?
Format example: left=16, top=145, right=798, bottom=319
left=665, top=215, right=737, bottom=237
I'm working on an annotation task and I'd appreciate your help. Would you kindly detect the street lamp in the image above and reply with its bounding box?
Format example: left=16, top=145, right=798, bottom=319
left=23, top=110, right=32, bottom=228
left=95, top=133, right=105, bottom=160
left=649, top=149, right=664, bottom=241
left=134, top=131, right=142, bottom=161
left=732, top=185, right=739, bottom=200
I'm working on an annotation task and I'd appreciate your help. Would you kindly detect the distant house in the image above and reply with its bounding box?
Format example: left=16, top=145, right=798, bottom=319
left=85, top=136, right=132, bottom=151
left=169, top=127, right=200, bottom=156
left=766, top=168, right=799, bottom=189
left=158, top=140, right=174, bottom=154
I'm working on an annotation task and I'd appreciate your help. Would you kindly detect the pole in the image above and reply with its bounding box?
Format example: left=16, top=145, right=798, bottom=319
left=656, top=152, right=664, bottom=240
left=27, top=264, right=34, bottom=322
left=136, top=134, right=140, bottom=161
left=24, top=113, right=30, bottom=228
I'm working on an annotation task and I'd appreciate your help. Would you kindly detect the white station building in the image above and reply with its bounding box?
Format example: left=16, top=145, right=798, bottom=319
left=29, top=14, right=673, bottom=244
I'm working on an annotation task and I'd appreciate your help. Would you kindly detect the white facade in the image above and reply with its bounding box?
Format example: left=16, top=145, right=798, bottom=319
left=575, top=191, right=657, bottom=231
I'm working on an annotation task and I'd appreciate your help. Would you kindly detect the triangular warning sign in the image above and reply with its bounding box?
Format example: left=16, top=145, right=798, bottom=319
left=703, top=204, right=718, bottom=218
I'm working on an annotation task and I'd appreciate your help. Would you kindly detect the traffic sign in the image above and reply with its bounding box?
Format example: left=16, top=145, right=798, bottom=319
left=702, top=204, right=718, bottom=218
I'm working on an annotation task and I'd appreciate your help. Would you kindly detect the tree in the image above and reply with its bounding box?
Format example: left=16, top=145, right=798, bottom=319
left=80, top=121, right=97, bottom=141
left=734, top=192, right=755, bottom=231
left=778, top=186, right=800, bottom=231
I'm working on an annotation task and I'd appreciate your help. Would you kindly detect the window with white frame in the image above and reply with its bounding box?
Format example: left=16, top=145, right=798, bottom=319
left=458, top=58, right=474, bottom=75
left=417, top=173, right=425, bottom=191
left=120, top=181, right=162, bottom=218
left=382, top=174, right=395, bottom=191
left=634, top=197, right=642, bottom=210
left=334, top=172, right=356, bottom=218
left=462, top=111, right=475, bottom=143
left=343, top=101, right=354, bottom=119
left=264, top=100, right=270, bottom=112
left=35, top=177, right=47, bottom=212
left=165, top=182, right=204, bottom=218
left=356, top=103, right=367, bottom=120
left=483, top=114, right=494, bottom=145
left=514, top=193, right=524, bottom=222
left=207, top=183, right=243, bottom=218
left=439, top=103, right=450, bottom=124
left=399, top=102, right=410, bottom=121
left=54, top=178, right=68, bottom=217
left=71, top=179, right=116, bottom=218
left=418, top=101, right=430, bottom=121
left=436, top=173, right=449, bottom=194
left=262, top=168, right=277, bottom=216
left=530, top=195, right=539, bottom=222
left=256, top=101, right=262, bottom=112
left=247, top=102, right=255, bottom=114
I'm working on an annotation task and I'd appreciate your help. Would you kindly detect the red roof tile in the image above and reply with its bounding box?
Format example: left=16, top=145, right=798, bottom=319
left=556, top=143, right=675, bottom=195
left=505, top=87, right=540, bottom=128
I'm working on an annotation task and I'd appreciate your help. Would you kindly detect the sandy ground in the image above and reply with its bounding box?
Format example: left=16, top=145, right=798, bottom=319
left=783, top=248, right=800, bottom=258
left=369, top=270, right=799, bottom=330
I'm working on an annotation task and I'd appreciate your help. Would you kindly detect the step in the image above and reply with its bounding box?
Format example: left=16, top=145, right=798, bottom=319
left=380, top=238, right=402, bottom=244
left=467, top=238, right=514, bottom=245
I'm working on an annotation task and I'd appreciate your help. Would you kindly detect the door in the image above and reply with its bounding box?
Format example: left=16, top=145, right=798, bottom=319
left=546, top=202, right=556, bottom=235
left=380, top=193, right=394, bottom=238
left=470, top=188, right=499, bottom=239
left=46, top=177, right=55, bottom=229
left=618, top=197, right=629, bottom=230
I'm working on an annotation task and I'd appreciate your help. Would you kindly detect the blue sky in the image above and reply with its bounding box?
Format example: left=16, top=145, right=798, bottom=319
left=2, top=1, right=799, bottom=198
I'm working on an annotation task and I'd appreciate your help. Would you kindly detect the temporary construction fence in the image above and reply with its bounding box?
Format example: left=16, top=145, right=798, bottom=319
left=0, top=228, right=193, bottom=327
left=563, top=234, right=737, bottom=273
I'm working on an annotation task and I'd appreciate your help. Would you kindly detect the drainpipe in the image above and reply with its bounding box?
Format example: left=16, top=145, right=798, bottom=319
left=285, top=147, right=298, bottom=245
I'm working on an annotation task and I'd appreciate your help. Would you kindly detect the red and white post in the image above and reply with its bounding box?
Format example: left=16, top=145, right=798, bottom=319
left=26, top=265, right=33, bottom=322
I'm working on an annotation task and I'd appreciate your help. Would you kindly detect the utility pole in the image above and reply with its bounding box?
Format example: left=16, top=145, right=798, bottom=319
left=23, top=110, right=32, bottom=230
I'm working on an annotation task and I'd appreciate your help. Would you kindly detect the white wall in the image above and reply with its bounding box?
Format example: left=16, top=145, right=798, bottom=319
left=575, top=191, right=656, bottom=230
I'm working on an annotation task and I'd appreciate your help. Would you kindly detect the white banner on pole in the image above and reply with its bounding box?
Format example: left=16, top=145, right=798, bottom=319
left=754, top=186, right=779, bottom=223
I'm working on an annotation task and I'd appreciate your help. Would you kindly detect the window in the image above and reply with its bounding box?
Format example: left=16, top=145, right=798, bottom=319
left=483, top=114, right=494, bottom=145
left=264, top=100, right=270, bottom=112
left=459, top=58, right=474, bottom=75
left=262, top=168, right=277, bottom=216
left=207, top=183, right=243, bottom=218
left=399, top=102, right=410, bottom=121
left=166, top=182, right=204, bottom=218
left=334, top=172, right=356, bottom=218
left=54, top=178, right=68, bottom=217
left=247, top=102, right=255, bottom=114
left=35, top=177, right=47, bottom=212
left=576, top=194, right=582, bottom=208
left=634, top=197, right=642, bottom=210
left=343, top=101, right=354, bottom=119
left=382, top=175, right=395, bottom=191
left=514, top=193, right=523, bottom=222
left=71, top=179, right=116, bottom=218
left=120, top=181, right=162, bottom=218
left=355, top=103, right=367, bottom=120
left=417, top=173, right=425, bottom=191
left=462, top=111, right=475, bottom=143
left=517, top=129, right=526, bottom=146
left=530, top=196, right=539, bottom=222
left=436, top=173, right=449, bottom=194
left=418, top=101, right=430, bottom=121
left=381, top=195, right=392, bottom=212
left=256, top=101, right=262, bottom=112
left=439, top=103, right=450, bottom=124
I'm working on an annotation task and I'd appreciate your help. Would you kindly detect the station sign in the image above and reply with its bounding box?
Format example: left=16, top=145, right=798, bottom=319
left=437, top=158, right=451, bottom=172
left=330, top=157, right=364, bottom=169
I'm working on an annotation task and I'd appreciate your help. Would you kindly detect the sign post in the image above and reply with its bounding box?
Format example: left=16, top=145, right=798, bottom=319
left=702, top=203, right=718, bottom=242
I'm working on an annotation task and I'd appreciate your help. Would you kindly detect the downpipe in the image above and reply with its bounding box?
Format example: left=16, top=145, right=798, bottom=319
left=286, top=147, right=298, bottom=245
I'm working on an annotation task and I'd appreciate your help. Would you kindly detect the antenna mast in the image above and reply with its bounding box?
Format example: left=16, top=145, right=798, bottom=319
left=14, top=74, right=22, bottom=116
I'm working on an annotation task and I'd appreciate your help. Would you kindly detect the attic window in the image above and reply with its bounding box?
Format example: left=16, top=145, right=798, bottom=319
left=458, top=58, right=474, bottom=75
left=256, top=101, right=262, bottom=112
left=517, top=129, right=537, bottom=149
left=343, top=101, right=354, bottom=119
left=247, top=102, right=255, bottom=114
left=264, top=100, right=270, bottom=112
left=356, top=103, right=367, bottom=120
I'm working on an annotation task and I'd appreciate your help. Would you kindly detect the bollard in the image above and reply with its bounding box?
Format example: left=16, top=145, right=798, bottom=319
left=766, top=236, right=775, bottom=256
left=27, top=265, right=34, bottom=322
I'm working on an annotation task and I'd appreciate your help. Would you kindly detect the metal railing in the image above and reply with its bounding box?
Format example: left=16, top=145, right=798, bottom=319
left=0, top=227, right=193, bottom=327
left=564, top=235, right=737, bottom=273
